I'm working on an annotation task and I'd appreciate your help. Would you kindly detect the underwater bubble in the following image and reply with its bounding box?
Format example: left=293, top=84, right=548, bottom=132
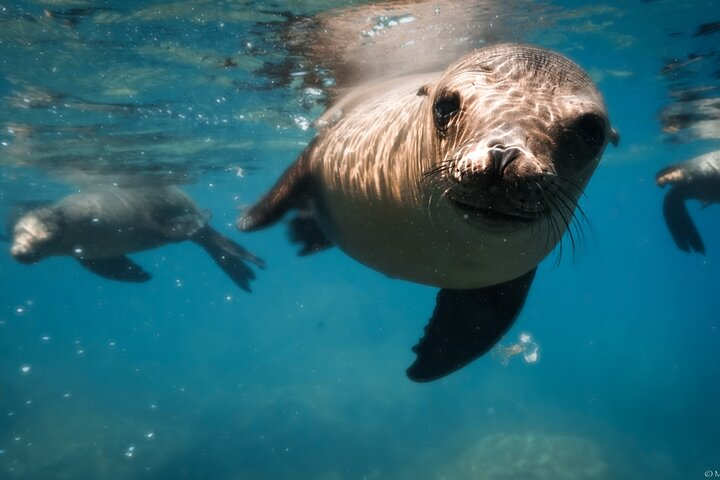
left=145, top=431, right=155, bottom=440
left=40, top=335, right=51, bottom=343
left=108, top=340, right=116, bottom=348
left=73, top=247, right=84, bottom=255
left=14, top=306, right=25, bottom=316
left=76, top=348, right=85, bottom=356
left=303, top=87, right=323, bottom=97
left=19, top=364, right=31, bottom=375
left=175, top=279, right=183, bottom=287
left=294, top=115, right=310, bottom=131
left=62, top=392, right=72, bottom=399
left=124, top=445, right=135, bottom=458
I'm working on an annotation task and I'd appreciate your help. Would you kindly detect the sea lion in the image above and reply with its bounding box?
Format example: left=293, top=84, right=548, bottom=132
left=656, top=150, right=720, bottom=253
left=11, top=185, right=264, bottom=290
left=281, top=0, right=526, bottom=95
left=238, top=43, right=619, bottom=382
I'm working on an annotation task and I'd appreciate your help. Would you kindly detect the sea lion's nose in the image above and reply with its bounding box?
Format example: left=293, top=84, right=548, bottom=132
left=490, top=146, right=521, bottom=176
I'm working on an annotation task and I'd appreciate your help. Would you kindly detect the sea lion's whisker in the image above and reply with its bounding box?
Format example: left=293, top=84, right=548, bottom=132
left=550, top=209, right=564, bottom=267
left=554, top=184, right=590, bottom=249
left=531, top=181, right=549, bottom=250
left=544, top=195, right=565, bottom=266
left=548, top=189, right=580, bottom=260
left=555, top=176, right=588, bottom=201
left=553, top=194, right=577, bottom=260
left=554, top=182, right=589, bottom=225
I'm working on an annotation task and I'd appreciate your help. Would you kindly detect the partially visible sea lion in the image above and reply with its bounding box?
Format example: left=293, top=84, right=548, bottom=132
left=656, top=150, right=720, bottom=253
left=239, top=43, right=618, bottom=382
left=11, top=185, right=264, bottom=290
left=282, top=0, right=528, bottom=94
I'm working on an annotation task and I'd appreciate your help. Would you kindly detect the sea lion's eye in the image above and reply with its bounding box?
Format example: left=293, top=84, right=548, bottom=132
left=573, top=114, right=606, bottom=154
left=433, top=93, right=461, bottom=131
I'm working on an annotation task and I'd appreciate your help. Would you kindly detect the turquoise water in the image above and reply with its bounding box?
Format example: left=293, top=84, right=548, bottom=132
left=1, top=1, right=719, bottom=478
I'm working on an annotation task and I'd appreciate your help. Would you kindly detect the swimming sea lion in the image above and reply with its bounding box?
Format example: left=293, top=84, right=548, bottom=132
left=11, top=185, right=264, bottom=290
left=656, top=150, right=720, bottom=253
left=238, top=43, right=618, bottom=382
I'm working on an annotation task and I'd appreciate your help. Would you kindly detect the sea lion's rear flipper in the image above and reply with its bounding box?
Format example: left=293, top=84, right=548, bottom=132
left=406, top=268, right=537, bottom=382
left=288, top=211, right=333, bottom=256
left=192, top=226, right=265, bottom=292
left=662, top=187, right=705, bottom=253
left=77, top=256, right=152, bottom=282
left=237, top=154, right=313, bottom=232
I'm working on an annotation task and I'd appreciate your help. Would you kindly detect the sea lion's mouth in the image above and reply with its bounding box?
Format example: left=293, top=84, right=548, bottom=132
left=449, top=198, right=542, bottom=228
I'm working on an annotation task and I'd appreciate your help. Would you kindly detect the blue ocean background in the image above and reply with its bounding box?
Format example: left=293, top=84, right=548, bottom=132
left=1, top=1, right=719, bottom=478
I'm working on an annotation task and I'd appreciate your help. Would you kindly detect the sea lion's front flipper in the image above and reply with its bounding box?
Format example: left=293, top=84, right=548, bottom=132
left=662, top=187, right=705, bottom=253
left=288, top=211, right=333, bottom=256
left=192, top=226, right=265, bottom=292
left=237, top=154, right=313, bottom=232
left=77, top=256, right=152, bottom=282
left=407, top=268, right=537, bottom=382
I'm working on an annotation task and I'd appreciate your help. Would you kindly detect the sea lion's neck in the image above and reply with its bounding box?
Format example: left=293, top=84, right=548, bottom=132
left=310, top=76, right=436, bottom=208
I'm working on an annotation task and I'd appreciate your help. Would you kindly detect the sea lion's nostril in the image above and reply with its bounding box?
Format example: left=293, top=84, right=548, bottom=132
left=493, top=147, right=521, bottom=175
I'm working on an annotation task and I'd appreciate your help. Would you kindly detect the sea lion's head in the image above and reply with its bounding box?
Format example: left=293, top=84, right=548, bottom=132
left=10, top=208, right=64, bottom=264
left=419, top=44, right=618, bottom=258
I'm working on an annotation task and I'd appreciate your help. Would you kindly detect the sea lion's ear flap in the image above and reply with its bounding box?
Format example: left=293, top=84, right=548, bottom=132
left=609, top=127, right=620, bottom=147
left=417, top=84, right=430, bottom=97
